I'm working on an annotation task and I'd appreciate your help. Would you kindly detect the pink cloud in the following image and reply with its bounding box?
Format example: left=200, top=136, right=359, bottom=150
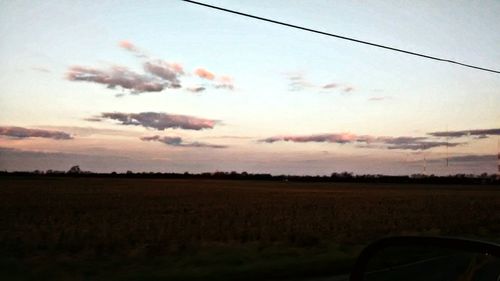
left=119, top=40, right=139, bottom=52
left=195, top=68, right=215, bottom=80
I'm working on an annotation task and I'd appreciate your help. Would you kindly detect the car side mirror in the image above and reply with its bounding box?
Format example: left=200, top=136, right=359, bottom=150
left=350, top=236, right=500, bottom=281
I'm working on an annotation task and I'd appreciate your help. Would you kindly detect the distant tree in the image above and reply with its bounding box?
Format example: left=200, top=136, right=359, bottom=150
left=67, top=165, right=82, bottom=174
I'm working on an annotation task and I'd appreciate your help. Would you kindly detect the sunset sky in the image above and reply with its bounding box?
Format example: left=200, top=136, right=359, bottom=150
left=0, top=0, right=499, bottom=175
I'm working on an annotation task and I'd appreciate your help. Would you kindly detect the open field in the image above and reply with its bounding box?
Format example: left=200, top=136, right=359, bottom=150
left=0, top=177, right=499, bottom=280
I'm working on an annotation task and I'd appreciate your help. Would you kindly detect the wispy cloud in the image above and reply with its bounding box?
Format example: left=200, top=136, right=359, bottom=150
left=0, top=126, right=73, bottom=140
left=214, top=75, right=235, bottom=90
left=186, top=86, right=206, bottom=93
left=368, top=96, right=392, bottom=101
left=38, top=126, right=140, bottom=137
left=286, top=73, right=354, bottom=93
left=31, top=66, right=51, bottom=73
left=66, top=65, right=165, bottom=94
left=91, top=112, right=219, bottom=131
left=118, top=40, right=148, bottom=58
left=343, top=86, right=354, bottom=93
left=322, top=83, right=338, bottom=89
left=204, top=135, right=253, bottom=140
left=428, top=128, right=500, bottom=138
left=141, top=135, right=227, bottom=148
left=288, top=73, right=314, bottom=91
left=119, top=40, right=139, bottom=52
left=259, top=133, right=460, bottom=150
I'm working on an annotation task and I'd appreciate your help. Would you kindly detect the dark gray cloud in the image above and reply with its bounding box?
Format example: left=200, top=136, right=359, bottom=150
left=141, top=135, right=227, bottom=148
left=66, top=65, right=165, bottom=94
left=428, top=128, right=500, bottom=138
left=143, top=60, right=183, bottom=88
left=260, top=133, right=363, bottom=144
left=259, top=133, right=460, bottom=150
left=0, top=126, right=73, bottom=140
left=386, top=141, right=460, bottom=150
left=383, top=136, right=427, bottom=144
left=93, top=112, right=218, bottom=131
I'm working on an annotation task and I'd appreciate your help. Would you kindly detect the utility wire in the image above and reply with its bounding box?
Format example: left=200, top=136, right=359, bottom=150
left=182, top=0, right=500, bottom=74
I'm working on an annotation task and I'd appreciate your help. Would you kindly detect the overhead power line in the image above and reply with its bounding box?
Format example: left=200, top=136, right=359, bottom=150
left=182, top=0, right=500, bottom=74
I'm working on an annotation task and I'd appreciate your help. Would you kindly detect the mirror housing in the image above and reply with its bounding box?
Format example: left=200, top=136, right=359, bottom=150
left=350, top=236, right=500, bottom=281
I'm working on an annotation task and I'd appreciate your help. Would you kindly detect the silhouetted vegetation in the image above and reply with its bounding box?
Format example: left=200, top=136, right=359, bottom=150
left=1, top=168, right=499, bottom=185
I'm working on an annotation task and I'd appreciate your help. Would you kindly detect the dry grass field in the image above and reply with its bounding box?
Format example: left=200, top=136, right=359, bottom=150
left=0, top=177, right=499, bottom=280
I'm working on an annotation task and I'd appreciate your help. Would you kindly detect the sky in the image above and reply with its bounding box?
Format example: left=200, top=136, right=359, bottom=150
left=0, top=0, right=499, bottom=175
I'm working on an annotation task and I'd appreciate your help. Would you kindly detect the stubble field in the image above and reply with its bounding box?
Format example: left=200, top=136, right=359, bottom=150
left=0, top=177, right=499, bottom=280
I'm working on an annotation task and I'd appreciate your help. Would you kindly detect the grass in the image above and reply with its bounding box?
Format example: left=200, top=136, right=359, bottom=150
left=0, top=177, right=498, bottom=280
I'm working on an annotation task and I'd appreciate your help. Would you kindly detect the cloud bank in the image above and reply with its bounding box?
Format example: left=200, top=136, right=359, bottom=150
left=141, top=135, right=227, bottom=148
left=428, top=128, right=500, bottom=138
left=90, top=112, right=218, bottom=131
left=0, top=126, right=73, bottom=140
left=259, top=133, right=460, bottom=150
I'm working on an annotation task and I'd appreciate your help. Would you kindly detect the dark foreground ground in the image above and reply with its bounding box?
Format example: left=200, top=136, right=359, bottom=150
left=0, top=177, right=499, bottom=280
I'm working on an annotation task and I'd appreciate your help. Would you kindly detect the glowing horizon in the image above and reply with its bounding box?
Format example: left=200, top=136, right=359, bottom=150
left=0, top=0, right=499, bottom=175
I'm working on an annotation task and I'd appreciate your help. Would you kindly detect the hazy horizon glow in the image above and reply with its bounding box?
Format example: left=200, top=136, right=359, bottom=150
left=0, top=0, right=499, bottom=175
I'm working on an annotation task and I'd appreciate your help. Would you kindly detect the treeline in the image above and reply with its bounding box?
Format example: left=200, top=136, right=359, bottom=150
left=0, top=166, right=499, bottom=185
